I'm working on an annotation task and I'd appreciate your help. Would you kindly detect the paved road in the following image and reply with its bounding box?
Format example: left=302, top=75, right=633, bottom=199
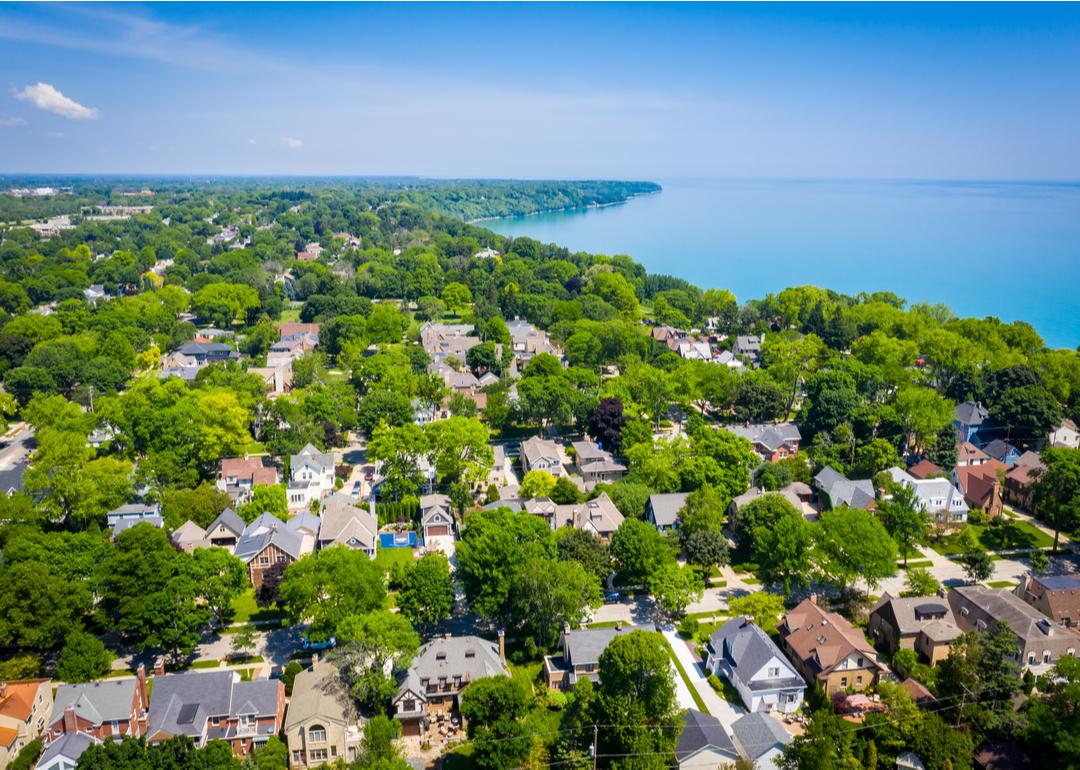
left=0, top=423, right=33, bottom=468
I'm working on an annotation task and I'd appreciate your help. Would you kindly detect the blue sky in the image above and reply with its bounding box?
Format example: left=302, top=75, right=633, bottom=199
left=1, top=2, right=1079, bottom=179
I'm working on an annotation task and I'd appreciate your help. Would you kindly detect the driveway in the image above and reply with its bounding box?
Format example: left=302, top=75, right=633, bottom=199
left=661, top=626, right=745, bottom=728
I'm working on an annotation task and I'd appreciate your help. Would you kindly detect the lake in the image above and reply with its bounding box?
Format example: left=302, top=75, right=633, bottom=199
left=482, top=178, right=1080, bottom=349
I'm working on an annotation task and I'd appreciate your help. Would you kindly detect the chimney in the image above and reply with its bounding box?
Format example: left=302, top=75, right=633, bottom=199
left=444, top=632, right=452, bottom=640
left=498, top=629, right=506, bottom=664
left=312, top=653, right=320, bottom=669
left=153, top=660, right=166, bottom=677
left=808, top=593, right=818, bottom=606
left=63, top=706, right=78, bottom=735
left=563, top=621, right=571, bottom=635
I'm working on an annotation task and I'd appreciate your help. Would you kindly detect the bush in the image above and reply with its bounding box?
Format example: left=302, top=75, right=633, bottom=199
left=546, top=690, right=568, bottom=710
left=967, top=507, right=988, bottom=526
left=678, top=617, right=701, bottom=639
left=9, top=739, right=42, bottom=770
left=282, top=661, right=303, bottom=696
left=0, top=655, right=40, bottom=681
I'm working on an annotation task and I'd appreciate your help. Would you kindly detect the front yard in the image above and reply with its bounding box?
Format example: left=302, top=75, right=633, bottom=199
left=936, top=520, right=1054, bottom=555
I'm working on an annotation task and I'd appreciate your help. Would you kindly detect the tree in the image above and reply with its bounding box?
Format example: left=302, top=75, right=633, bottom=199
left=366, top=422, right=430, bottom=499
left=893, top=386, right=955, bottom=453
left=278, top=547, right=387, bottom=640
left=235, top=483, right=289, bottom=523
left=555, top=527, right=611, bottom=582
left=990, top=384, right=1062, bottom=446
left=589, top=397, right=630, bottom=452
left=230, top=627, right=257, bottom=660
left=510, top=558, right=602, bottom=651
left=1032, top=447, right=1080, bottom=553
left=1029, top=549, right=1050, bottom=575
left=610, top=518, right=674, bottom=585
left=732, top=493, right=800, bottom=552
left=728, top=593, right=786, bottom=633
left=937, top=623, right=1021, bottom=734
left=594, top=630, right=680, bottom=770
left=459, top=676, right=532, bottom=770
left=191, top=282, right=260, bottom=326
left=876, top=484, right=930, bottom=566
left=56, top=630, right=114, bottom=682
left=425, top=416, right=493, bottom=484
left=1025, top=654, right=1080, bottom=768
left=958, top=544, right=995, bottom=584
left=143, top=573, right=211, bottom=665
left=441, top=282, right=473, bottom=313
left=678, top=485, right=728, bottom=541
left=0, top=560, right=91, bottom=650
left=356, top=714, right=409, bottom=769
left=161, top=482, right=232, bottom=530
left=467, top=341, right=502, bottom=376
left=815, top=507, right=898, bottom=595
left=684, top=529, right=730, bottom=570
left=753, top=507, right=813, bottom=597
left=649, top=562, right=703, bottom=618
left=902, top=567, right=942, bottom=597
left=335, top=610, right=420, bottom=710
left=248, top=736, right=288, bottom=770
left=519, top=469, right=557, bottom=499
left=185, top=547, right=247, bottom=628
left=397, top=552, right=455, bottom=632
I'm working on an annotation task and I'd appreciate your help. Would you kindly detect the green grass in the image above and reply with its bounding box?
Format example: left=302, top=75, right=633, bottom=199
left=662, top=637, right=708, bottom=712
left=375, top=547, right=415, bottom=572
left=230, top=590, right=282, bottom=625
left=230, top=654, right=265, bottom=665
left=742, top=577, right=762, bottom=585
left=238, top=668, right=255, bottom=682
left=279, top=307, right=301, bottom=322
left=937, top=520, right=1054, bottom=555
left=899, top=560, right=934, bottom=569
left=587, top=621, right=620, bottom=629
left=685, top=610, right=729, bottom=621
left=707, top=673, right=742, bottom=704
left=191, top=659, right=222, bottom=669
left=987, top=580, right=1017, bottom=589
left=221, top=620, right=283, bottom=635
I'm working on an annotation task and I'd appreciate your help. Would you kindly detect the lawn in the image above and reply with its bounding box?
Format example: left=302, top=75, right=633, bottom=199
left=987, top=580, right=1017, bottom=589
left=230, top=589, right=282, bottom=625
left=279, top=306, right=301, bottom=322
left=661, top=636, right=708, bottom=712
left=937, top=520, right=1054, bottom=555
left=899, top=560, right=934, bottom=570
left=191, top=659, right=222, bottom=669
left=588, top=620, right=620, bottom=629
left=375, top=547, right=416, bottom=572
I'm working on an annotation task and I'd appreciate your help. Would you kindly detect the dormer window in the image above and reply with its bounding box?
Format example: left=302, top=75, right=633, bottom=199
left=436, top=652, right=447, bottom=661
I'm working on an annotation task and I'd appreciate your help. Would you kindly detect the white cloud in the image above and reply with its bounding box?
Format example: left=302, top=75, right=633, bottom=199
left=281, top=136, right=303, bottom=149
left=0, top=116, right=26, bottom=127
left=13, top=82, right=99, bottom=120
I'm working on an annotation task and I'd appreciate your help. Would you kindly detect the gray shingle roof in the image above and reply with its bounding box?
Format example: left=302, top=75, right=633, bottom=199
left=36, top=732, right=95, bottom=768
left=398, top=635, right=507, bottom=698
left=676, top=708, right=737, bottom=761
left=234, top=513, right=305, bottom=562
left=814, top=467, right=877, bottom=509
left=725, top=423, right=801, bottom=452
left=709, top=617, right=802, bottom=691
left=148, top=671, right=278, bottom=739
left=731, top=712, right=791, bottom=761
left=563, top=625, right=648, bottom=668
left=52, top=679, right=138, bottom=725
left=206, top=508, right=245, bottom=537
left=955, top=401, right=989, bottom=427
left=647, top=492, right=690, bottom=528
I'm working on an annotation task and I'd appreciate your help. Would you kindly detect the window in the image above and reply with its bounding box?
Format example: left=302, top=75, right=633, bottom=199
left=239, top=714, right=255, bottom=731
left=856, top=676, right=863, bottom=685
left=293, top=751, right=303, bottom=762
left=258, top=554, right=270, bottom=566
left=1044, top=651, right=1052, bottom=663
left=1028, top=653, right=1036, bottom=665
left=856, top=657, right=864, bottom=667
left=840, top=677, right=848, bottom=687
left=310, top=749, right=328, bottom=761
left=308, top=726, right=327, bottom=743
left=767, top=667, right=779, bottom=678
left=403, top=699, right=415, bottom=712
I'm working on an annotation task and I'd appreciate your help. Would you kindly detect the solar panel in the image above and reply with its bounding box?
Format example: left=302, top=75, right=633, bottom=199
left=177, top=703, right=199, bottom=725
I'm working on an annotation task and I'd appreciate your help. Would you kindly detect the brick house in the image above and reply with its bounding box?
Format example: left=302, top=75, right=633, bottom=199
left=48, top=667, right=149, bottom=743
left=0, top=679, right=52, bottom=767
left=779, top=598, right=886, bottom=694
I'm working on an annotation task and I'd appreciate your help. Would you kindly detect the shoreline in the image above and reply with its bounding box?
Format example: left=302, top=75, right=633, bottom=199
left=467, top=188, right=660, bottom=224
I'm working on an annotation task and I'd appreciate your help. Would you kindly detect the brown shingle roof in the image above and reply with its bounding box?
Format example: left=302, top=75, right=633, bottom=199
left=781, top=599, right=881, bottom=679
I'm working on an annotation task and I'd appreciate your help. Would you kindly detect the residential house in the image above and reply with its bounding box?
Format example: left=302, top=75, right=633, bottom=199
left=520, top=436, right=563, bottom=475
left=247, top=366, right=292, bottom=396
left=147, top=671, right=285, bottom=757
left=675, top=709, right=739, bottom=770
left=317, top=494, right=377, bottom=557
left=957, top=442, right=992, bottom=467
left=954, top=401, right=991, bottom=444
left=974, top=741, right=1035, bottom=770
left=35, top=733, right=96, bottom=770
left=234, top=513, right=312, bottom=588
left=730, top=484, right=816, bottom=521
left=983, top=439, right=1022, bottom=467
left=106, top=502, right=161, bottom=530
left=948, top=586, right=1080, bottom=669
left=506, top=319, right=559, bottom=364
left=1005, top=452, right=1044, bottom=510
left=203, top=508, right=246, bottom=551
left=714, top=350, right=746, bottom=371
left=419, top=494, right=454, bottom=540
left=732, top=335, right=763, bottom=362
left=907, top=459, right=944, bottom=480
left=868, top=594, right=961, bottom=664
left=288, top=444, right=336, bottom=511
left=646, top=492, right=690, bottom=533
left=813, top=467, right=876, bottom=510
left=171, top=521, right=208, bottom=553
left=284, top=658, right=363, bottom=768
left=953, top=460, right=1007, bottom=519
left=730, top=712, right=792, bottom=770
left=544, top=624, right=648, bottom=690
left=1016, top=574, right=1080, bottom=628
left=571, top=440, right=627, bottom=487
left=724, top=423, right=801, bottom=463
left=779, top=598, right=885, bottom=694
left=217, top=458, right=280, bottom=505
left=47, top=668, right=148, bottom=743
left=0, top=679, right=52, bottom=767
left=553, top=493, right=624, bottom=543
left=705, top=617, right=805, bottom=713
left=174, top=341, right=239, bottom=366
left=1049, top=418, right=1080, bottom=449
left=0, top=461, right=25, bottom=497
left=474, top=247, right=500, bottom=260
left=419, top=323, right=480, bottom=363
left=286, top=511, right=321, bottom=539
left=267, top=332, right=318, bottom=369
left=887, top=467, right=969, bottom=524
left=392, top=634, right=509, bottom=737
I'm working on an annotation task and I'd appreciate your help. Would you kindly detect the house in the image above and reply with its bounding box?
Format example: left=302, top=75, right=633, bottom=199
left=887, top=467, right=969, bottom=524
left=520, top=436, right=562, bottom=475
left=202, top=508, right=246, bottom=551
left=0, top=679, right=52, bottom=767
left=0, top=461, right=26, bottom=497
left=730, top=712, right=792, bottom=770
left=147, top=670, right=285, bottom=757
left=543, top=624, right=647, bottom=690
left=47, top=668, right=148, bottom=743
left=392, top=633, right=508, bottom=737
left=174, top=341, right=239, bottom=366
left=288, top=444, right=336, bottom=511
left=248, top=366, right=292, bottom=396
left=948, top=586, right=1080, bottom=669
left=779, top=597, right=885, bottom=694
left=419, top=494, right=454, bottom=540
left=724, top=423, right=801, bottom=463
left=419, top=323, right=481, bottom=363
left=171, top=521, right=208, bottom=553
left=110, top=513, right=164, bottom=540
left=1016, top=574, right=1080, bottom=628
left=284, top=658, right=363, bottom=768
left=954, top=401, right=991, bottom=444
left=957, top=442, right=992, bottom=467
left=571, top=440, right=627, bottom=487
left=974, top=741, right=1035, bottom=770
left=35, top=732, right=97, bottom=770
left=675, top=709, right=739, bottom=769
left=287, top=511, right=321, bottom=538
left=412, top=398, right=439, bottom=426
left=646, top=492, right=690, bottom=532
left=908, top=459, right=944, bottom=479
left=553, top=493, right=624, bottom=543
left=317, top=494, right=377, bottom=556
left=953, top=460, right=1007, bottom=519
left=813, top=467, right=876, bottom=510
left=983, top=439, right=1021, bottom=467
left=267, top=332, right=319, bottom=369
left=234, top=513, right=312, bottom=588
left=1005, top=452, right=1044, bottom=510
left=714, top=350, right=745, bottom=371
left=506, top=319, right=559, bottom=364
left=474, top=247, right=500, bottom=260
left=106, top=502, right=162, bottom=530
left=868, top=594, right=961, bottom=664
left=705, top=617, right=805, bottom=713
left=733, top=334, right=763, bottom=361
left=730, top=484, right=816, bottom=521
left=277, top=323, right=321, bottom=340
left=899, top=678, right=938, bottom=709
left=1049, top=418, right=1080, bottom=449
left=217, top=458, right=280, bottom=504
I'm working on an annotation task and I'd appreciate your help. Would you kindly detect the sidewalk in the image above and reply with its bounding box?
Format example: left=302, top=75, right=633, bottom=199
left=660, top=626, right=745, bottom=729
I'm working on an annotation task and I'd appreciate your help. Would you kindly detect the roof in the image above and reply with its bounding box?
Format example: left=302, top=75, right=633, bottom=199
left=571, top=440, right=612, bottom=464
left=149, top=671, right=278, bottom=739
left=949, top=586, right=1080, bottom=645
left=954, top=461, right=1006, bottom=508
left=286, top=510, right=321, bottom=535
left=319, top=495, right=377, bottom=548
left=171, top=520, right=207, bottom=544
left=554, top=493, right=624, bottom=536
left=0, top=679, right=47, bottom=722
left=730, top=712, right=791, bottom=761
left=400, top=635, right=507, bottom=697
left=781, top=599, right=882, bottom=680
left=53, top=679, right=138, bottom=725
left=36, top=732, right=96, bottom=767
left=676, top=708, right=737, bottom=762
left=709, top=617, right=802, bottom=691
left=563, top=625, right=646, bottom=668
left=234, top=514, right=305, bottom=562
left=955, top=401, right=990, bottom=427
left=1023, top=574, right=1080, bottom=625
left=724, top=422, right=801, bottom=452
left=869, top=593, right=960, bottom=639
left=291, top=444, right=335, bottom=473
left=521, top=436, right=560, bottom=468
left=958, top=442, right=991, bottom=463
left=908, top=459, right=944, bottom=479
left=813, top=467, right=876, bottom=509
left=206, top=508, right=245, bottom=536
left=974, top=741, right=1034, bottom=770
left=732, top=484, right=815, bottom=514
left=112, top=515, right=163, bottom=536
left=0, top=460, right=26, bottom=493
left=887, top=467, right=968, bottom=515
left=177, top=341, right=234, bottom=356
left=983, top=439, right=1020, bottom=463
left=219, top=457, right=279, bottom=485
left=285, top=661, right=357, bottom=731
left=899, top=677, right=937, bottom=707
left=647, top=492, right=690, bottom=527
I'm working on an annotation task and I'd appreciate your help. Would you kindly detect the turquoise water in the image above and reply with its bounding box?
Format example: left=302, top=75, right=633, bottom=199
left=482, top=179, right=1080, bottom=349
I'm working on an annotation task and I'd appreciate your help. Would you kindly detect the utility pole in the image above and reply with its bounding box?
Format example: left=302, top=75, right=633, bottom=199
left=592, top=723, right=599, bottom=770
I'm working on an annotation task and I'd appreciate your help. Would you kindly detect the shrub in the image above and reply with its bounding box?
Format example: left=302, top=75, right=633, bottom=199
left=546, top=690, right=568, bottom=710
left=282, top=661, right=303, bottom=696
left=9, top=739, right=42, bottom=770
left=678, top=617, right=701, bottom=639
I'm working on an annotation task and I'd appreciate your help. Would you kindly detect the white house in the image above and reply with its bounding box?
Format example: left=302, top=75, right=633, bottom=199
left=521, top=436, right=562, bottom=475
left=288, top=444, right=336, bottom=511
left=706, top=617, right=805, bottom=714
left=887, top=467, right=969, bottom=524
left=675, top=709, right=739, bottom=770
left=1049, top=418, right=1080, bottom=449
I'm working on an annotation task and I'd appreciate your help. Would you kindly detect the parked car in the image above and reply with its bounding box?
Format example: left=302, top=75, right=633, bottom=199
left=268, top=665, right=284, bottom=680
left=301, top=635, right=337, bottom=652
left=604, top=591, right=621, bottom=604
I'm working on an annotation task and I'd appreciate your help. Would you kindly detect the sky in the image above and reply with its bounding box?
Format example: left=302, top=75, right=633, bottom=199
left=1, top=2, right=1079, bottom=179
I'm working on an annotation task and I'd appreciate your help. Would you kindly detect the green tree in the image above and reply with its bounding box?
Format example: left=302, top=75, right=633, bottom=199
left=555, top=527, right=611, bottom=582
left=236, top=483, right=289, bottom=523
left=610, top=517, right=674, bottom=585
left=425, top=416, right=493, bottom=484
left=278, top=547, right=387, bottom=640
left=56, top=630, right=114, bottom=682
left=459, top=676, right=532, bottom=770
left=519, top=469, right=557, bottom=499
left=902, top=567, right=942, bottom=597
left=1025, top=654, right=1080, bottom=768
left=185, top=547, right=247, bottom=628
left=733, top=493, right=800, bottom=552
left=958, top=544, right=995, bottom=584
left=366, top=422, right=430, bottom=499
left=510, top=558, right=602, bottom=651
left=815, top=507, right=898, bottom=595
left=336, top=610, right=420, bottom=710
left=248, top=736, right=289, bottom=770
left=876, top=484, right=930, bottom=566
left=753, top=507, right=813, bottom=597
left=161, top=482, right=232, bottom=530
left=649, top=562, right=703, bottom=618
left=441, top=282, right=473, bottom=313
left=728, top=593, right=787, bottom=633
left=1032, top=447, right=1080, bottom=553
left=397, top=552, right=455, bottom=632
left=684, top=529, right=730, bottom=570
left=0, top=560, right=91, bottom=650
